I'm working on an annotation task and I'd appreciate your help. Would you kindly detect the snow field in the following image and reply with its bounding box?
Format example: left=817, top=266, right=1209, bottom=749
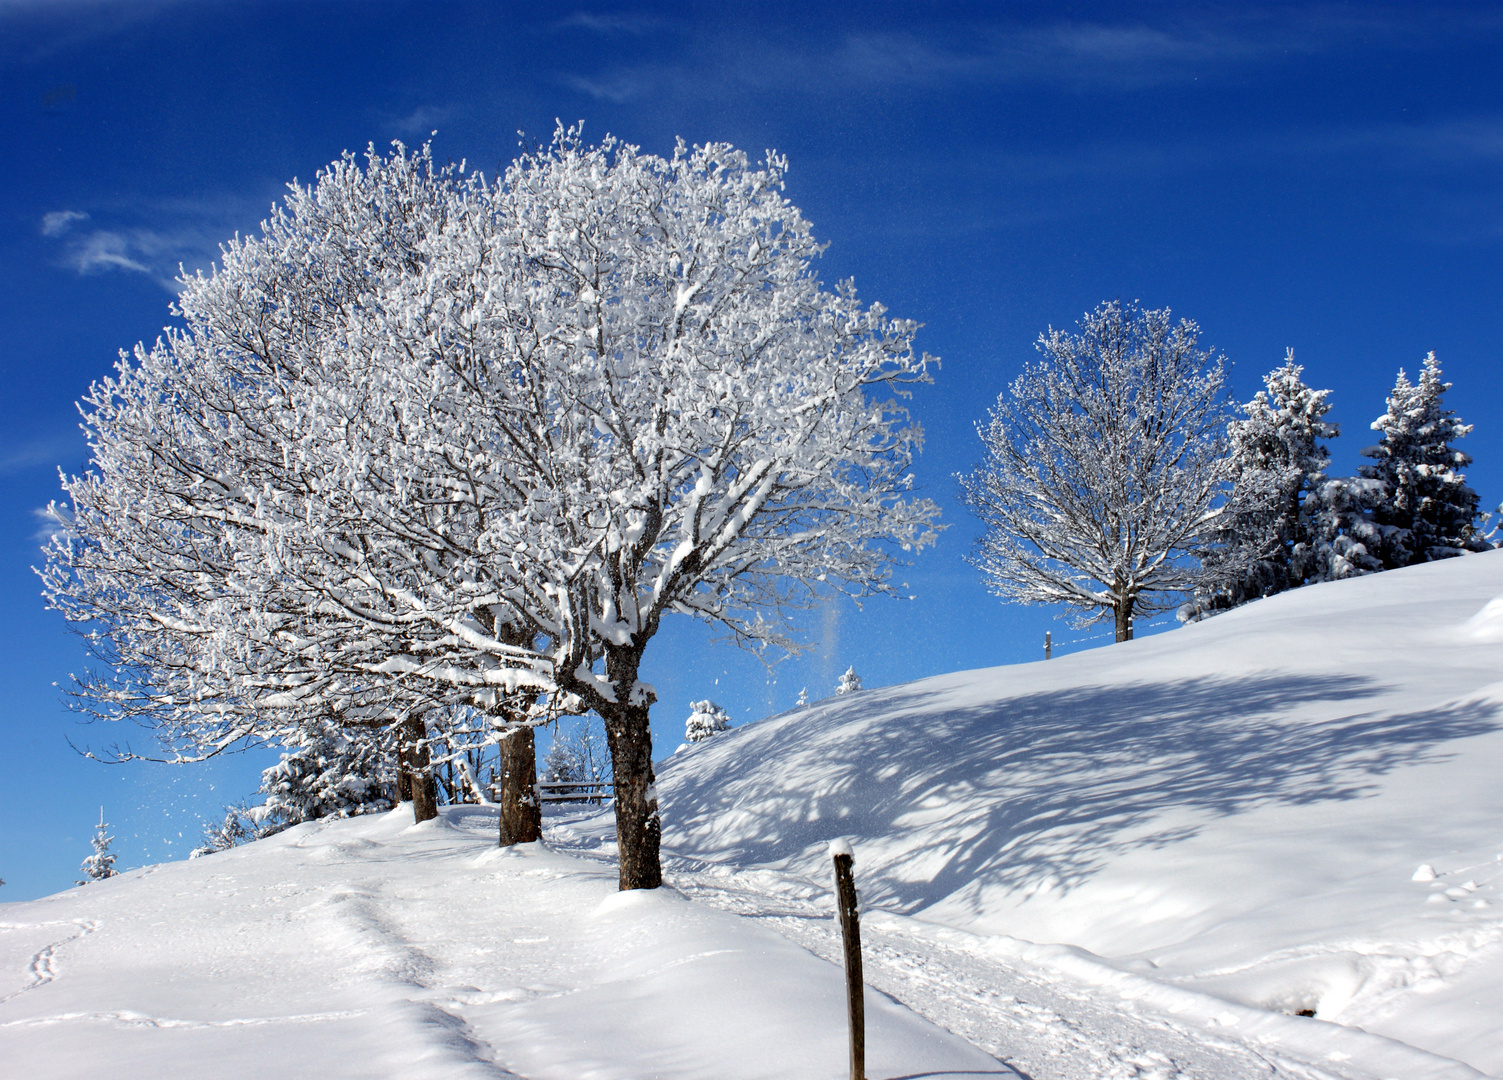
left=653, top=551, right=1503, bottom=1077
left=0, top=803, right=1009, bottom=1079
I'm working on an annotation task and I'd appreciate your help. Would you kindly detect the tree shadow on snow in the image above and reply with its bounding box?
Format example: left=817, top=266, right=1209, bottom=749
left=660, top=673, right=1500, bottom=914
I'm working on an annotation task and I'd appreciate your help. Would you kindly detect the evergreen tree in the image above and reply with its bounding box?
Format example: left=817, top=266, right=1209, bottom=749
left=796, top=688, right=809, bottom=707
left=835, top=667, right=863, bottom=695
left=1359, top=353, right=1489, bottom=567
left=1188, top=352, right=1339, bottom=616
left=1302, top=475, right=1386, bottom=582
left=78, top=807, right=118, bottom=883
left=260, top=718, right=393, bottom=825
left=685, top=700, right=732, bottom=743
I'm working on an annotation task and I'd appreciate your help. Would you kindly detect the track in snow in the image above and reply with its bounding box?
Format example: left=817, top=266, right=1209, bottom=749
left=544, top=819, right=1348, bottom=1080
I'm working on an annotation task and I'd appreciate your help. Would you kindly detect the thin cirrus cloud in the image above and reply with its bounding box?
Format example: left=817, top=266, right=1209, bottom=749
left=556, top=9, right=1503, bottom=104
left=37, top=191, right=275, bottom=290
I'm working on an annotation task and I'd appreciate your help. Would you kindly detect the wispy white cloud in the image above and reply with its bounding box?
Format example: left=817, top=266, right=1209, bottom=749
left=0, top=430, right=84, bottom=477
left=557, top=7, right=1503, bottom=104
left=555, top=11, right=668, bottom=36
left=40, top=209, right=88, bottom=236
left=38, top=188, right=276, bottom=290
left=386, top=104, right=456, bottom=138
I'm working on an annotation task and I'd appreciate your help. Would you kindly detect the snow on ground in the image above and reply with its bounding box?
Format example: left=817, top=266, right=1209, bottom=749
left=636, top=549, right=1503, bottom=1079
left=0, top=805, right=1007, bottom=1079
left=7, top=552, right=1503, bottom=1079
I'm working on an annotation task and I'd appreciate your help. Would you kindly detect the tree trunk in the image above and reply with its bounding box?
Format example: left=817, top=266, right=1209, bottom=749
left=602, top=700, right=661, bottom=890
left=1114, top=597, right=1134, bottom=642
left=395, top=748, right=413, bottom=804
left=497, top=725, right=541, bottom=846
left=400, top=715, right=439, bottom=823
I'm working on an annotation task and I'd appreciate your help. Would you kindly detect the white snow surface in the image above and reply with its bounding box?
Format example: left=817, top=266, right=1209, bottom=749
left=650, top=550, right=1503, bottom=1079
left=10, top=551, right=1503, bottom=1079
left=1, top=806, right=1005, bottom=1079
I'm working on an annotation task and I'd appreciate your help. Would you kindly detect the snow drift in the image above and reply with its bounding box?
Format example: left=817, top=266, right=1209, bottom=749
left=659, top=550, right=1503, bottom=1076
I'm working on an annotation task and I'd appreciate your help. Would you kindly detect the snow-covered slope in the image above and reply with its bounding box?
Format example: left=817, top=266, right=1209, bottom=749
left=658, top=550, right=1503, bottom=1077
left=0, top=806, right=1006, bottom=1079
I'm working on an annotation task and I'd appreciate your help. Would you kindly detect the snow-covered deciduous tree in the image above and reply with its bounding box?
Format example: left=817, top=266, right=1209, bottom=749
left=685, top=700, right=732, bottom=743
left=78, top=808, right=118, bottom=883
left=370, top=129, right=941, bottom=889
left=1186, top=352, right=1339, bottom=617
left=1359, top=353, right=1489, bottom=568
left=540, top=716, right=611, bottom=801
left=960, top=301, right=1235, bottom=641
left=835, top=667, right=862, bottom=695
left=41, top=130, right=938, bottom=890
left=38, top=143, right=563, bottom=831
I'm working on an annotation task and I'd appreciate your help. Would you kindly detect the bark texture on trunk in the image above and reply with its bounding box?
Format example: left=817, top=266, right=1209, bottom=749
left=496, top=725, right=541, bottom=846
left=400, top=715, right=439, bottom=823
left=1114, top=597, right=1135, bottom=642
left=603, top=700, right=661, bottom=891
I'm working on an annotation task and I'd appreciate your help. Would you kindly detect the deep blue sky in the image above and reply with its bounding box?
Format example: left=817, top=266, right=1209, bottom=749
left=3, top=1, right=1501, bottom=899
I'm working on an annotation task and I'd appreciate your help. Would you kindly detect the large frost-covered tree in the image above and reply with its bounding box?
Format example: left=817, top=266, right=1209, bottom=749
left=1359, top=352, right=1489, bottom=568
left=39, top=143, right=563, bottom=831
left=42, top=130, right=939, bottom=891
left=373, top=129, right=941, bottom=889
left=960, top=301, right=1235, bottom=641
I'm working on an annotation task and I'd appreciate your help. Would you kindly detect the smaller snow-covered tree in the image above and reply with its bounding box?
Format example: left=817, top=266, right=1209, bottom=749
left=796, top=687, right=809, bottom=707
left=685, top=700, right=732, bottom=743
left=78, top=808, right=118, bottom=883
left=1187, top=352, right=1339, bottom=617
left=1360, top=353, right=1489, bottom=568
left=541, top=716, right=611, bottom=800
left=542, top=730, right=586, bottom=791
left=961, top=301, right=1235, bottom=641
left=835, top=667, right=862, bottom=695
left=260, top=719, right=392, bottom=825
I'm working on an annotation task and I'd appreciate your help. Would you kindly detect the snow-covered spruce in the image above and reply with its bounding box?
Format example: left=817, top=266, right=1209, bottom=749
left=684, top=700, right=732, bottom=743
left=835, top=667, right=862, bottom=695
left=961, top=300, right=1240, bottom=643
left=77, top=807, right=117, bottom=883
left=259, top=718, right=393, bottom=824
left=1186, top=351, right=1340, bottom=618
left=1359, top=351, right=1490, bottom=568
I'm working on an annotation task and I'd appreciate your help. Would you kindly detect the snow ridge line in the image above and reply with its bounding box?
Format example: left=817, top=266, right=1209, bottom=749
left=0, top=1008, right=368, bottom=1030
left=0, top=919, right=99, bottom=1004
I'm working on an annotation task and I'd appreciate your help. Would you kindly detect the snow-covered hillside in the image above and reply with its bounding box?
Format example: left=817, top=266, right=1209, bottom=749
left=7, top=552, right=1503, bottom=1079
left=656, top=549, right=1503, bottom=1077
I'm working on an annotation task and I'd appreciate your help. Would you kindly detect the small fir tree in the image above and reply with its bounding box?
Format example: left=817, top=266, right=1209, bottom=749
left=1360, top=353, right=1489, bottom=568
left=685, top=700, right=732, bottom=743
left=78, top=807, right=118, bottom=883
left=835, top=667, right=862, bottom=695
left=796, top=687, right=809, bottom=707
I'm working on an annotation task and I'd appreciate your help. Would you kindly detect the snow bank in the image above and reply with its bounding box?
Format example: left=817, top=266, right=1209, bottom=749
left=0, top=804, right=1007, bottom=1079
left=659, top=550, right=1503, bottom=1077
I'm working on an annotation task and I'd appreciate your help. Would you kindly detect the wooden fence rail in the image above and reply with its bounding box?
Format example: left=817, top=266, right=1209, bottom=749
left=535, top=780, right=612, bottom=804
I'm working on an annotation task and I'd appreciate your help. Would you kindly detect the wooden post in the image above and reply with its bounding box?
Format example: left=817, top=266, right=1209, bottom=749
left=831, top=841, right=864, bottom=1080
left=1044, top=631, right=1052, bottom=660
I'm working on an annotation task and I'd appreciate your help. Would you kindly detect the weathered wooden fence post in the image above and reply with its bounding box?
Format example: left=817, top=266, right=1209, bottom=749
left=1044, top=631, right=1052, bottom=660
left=831, top=839, right=864, bottom=1080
